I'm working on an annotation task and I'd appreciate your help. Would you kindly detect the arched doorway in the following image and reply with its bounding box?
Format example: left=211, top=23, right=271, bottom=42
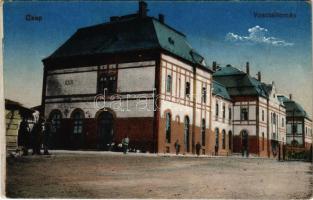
left=184, top=116, right=190, bottom=152
left=49, top=110, right=62, bottom=149
left=215, top=128, right=219, bottom=155
left=228, top=131, right=232, bottom=151
left=241, top=130, right=249, bottom=156
left=97, top=111, right=114, bottom=150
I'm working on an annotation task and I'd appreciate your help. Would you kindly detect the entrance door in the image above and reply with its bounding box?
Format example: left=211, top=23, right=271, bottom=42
left=241, top=130, right=249, bottom=155
left=97, top=112, right=114, bottom=150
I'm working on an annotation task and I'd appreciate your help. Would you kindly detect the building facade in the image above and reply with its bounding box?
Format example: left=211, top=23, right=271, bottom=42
left=278, top=95, right=312, bottom=150
left=212, top=63, right=287, bottom=158
left=41, top=1, right=311, bottom=157
left=42, top=2, right=213, bottom=154
left=211, top=81, right=233, bottom=156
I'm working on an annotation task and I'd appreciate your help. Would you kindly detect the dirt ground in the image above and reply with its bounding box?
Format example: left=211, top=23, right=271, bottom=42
left=5, top=151, right=313, bottom=199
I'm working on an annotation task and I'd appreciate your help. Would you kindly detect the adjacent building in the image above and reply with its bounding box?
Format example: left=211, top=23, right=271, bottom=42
left=278, top=95, right=312, bottom=150
left=5, top=99, right=35, bottom=154
left=212, top=63, right=287, bottom=158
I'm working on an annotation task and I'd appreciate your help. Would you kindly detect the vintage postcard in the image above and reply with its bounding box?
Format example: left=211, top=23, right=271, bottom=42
left=1, top=1, right=313, bottom=199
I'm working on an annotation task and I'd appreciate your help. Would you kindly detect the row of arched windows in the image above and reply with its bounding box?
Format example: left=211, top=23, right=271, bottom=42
left=165, top=112, right=232, bottom=151
left=165, top=113, right=193, bottom=151
left=49, top=109, right=85, bottom=135
left=215, top=128, right=232, bottom=150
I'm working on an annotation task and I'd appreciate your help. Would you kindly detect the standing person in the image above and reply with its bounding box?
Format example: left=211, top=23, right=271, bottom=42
left=43, top=119, right=51, bottom=155
left=174, top=139, right=180, bottom=155
left=31, top=119, right=43, bottom=155
left=18, top=118, right=30, bottom=156
left=122, top=136, right=129, bottom=154
left=196, top=142, right=201, bottom=156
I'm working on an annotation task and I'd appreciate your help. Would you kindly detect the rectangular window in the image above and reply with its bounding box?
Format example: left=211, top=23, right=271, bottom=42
left=166, top=75, right=172, bottom=93
left=229, top=107, right=232, bottom=120
left=282, top=118, right=284, bottom=127
left=262, top=110, right=264, bottom=121
left=297, top=124, right=302, bottom=134
left=98, top=71, right=117, bottom=95
left=222, top=104, right=226, bottom=119
left=272, top=113, right=276, bottom=124
left=287, top=124, right=292, bottom=134
left=292, top=124, right=297, bottom=134
left=185, top=82, right=190, bottom=98
left=215, top=101, right=219, bottom=117
left=202, top=87, right=207, bottom=103
left=240, top=107, right=248, bottom=121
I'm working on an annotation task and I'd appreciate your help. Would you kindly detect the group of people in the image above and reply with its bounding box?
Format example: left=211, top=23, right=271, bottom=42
left=174, top=140, right=202, bottom=156
left=17, top=117, right=51, bottom=156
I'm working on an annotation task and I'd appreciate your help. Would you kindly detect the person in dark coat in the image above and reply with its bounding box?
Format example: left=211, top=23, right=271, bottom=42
left=122, top=136, right=129, bottom=154
left=18, top=118, right=30, bottom=155
left=174, top=139, right=180, bottom=155
left=196, top=142, right=201, bottom=156
left=43, top=119, right=51, bottom=155
left=31, top=119, right=43, bottom=155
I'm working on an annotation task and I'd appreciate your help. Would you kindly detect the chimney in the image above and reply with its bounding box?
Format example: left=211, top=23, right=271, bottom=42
left=246, top=62, right=250, bottom=75
left=158, top=14, right=165, bottom=24
left=138, top=1, right=148, bottom=18
left=289, top=94, right=292, bottom=100
left=257, top=71, right=261, bottom=81
left=212, top=61, right=217, bottom=71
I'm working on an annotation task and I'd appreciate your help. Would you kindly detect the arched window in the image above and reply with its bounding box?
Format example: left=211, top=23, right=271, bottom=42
left=49, top=110, right=62, bottom=133
left=184, top=116, right=190, bottom=152
left=215, top=101, right=219, bottom=118
left=165, top=112, right=171, bottom=143
left=222, top=104, right=226, bottom=119
left=228, top=131, right=232, bottom=150
left=201, top=119, right=206, bottom=146
left=72, top=109, right=84, bottom=135
left=222, top=130, right=226, bottom=149
left=215, top=128, right=219, bottom=148
left=166, top=75, right=172, bottom=93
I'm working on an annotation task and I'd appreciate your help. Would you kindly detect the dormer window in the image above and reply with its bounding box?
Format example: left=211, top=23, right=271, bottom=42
left=168, top=37, right=175, bottom=45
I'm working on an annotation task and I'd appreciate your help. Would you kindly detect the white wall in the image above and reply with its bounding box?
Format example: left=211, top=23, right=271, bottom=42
left=46, top=71, right=97, bottom=96
left=118, top=65, right=155, bottom=92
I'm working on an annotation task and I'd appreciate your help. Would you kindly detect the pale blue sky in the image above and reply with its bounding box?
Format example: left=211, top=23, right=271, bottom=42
left=3, top=1, right=312, bottom=116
